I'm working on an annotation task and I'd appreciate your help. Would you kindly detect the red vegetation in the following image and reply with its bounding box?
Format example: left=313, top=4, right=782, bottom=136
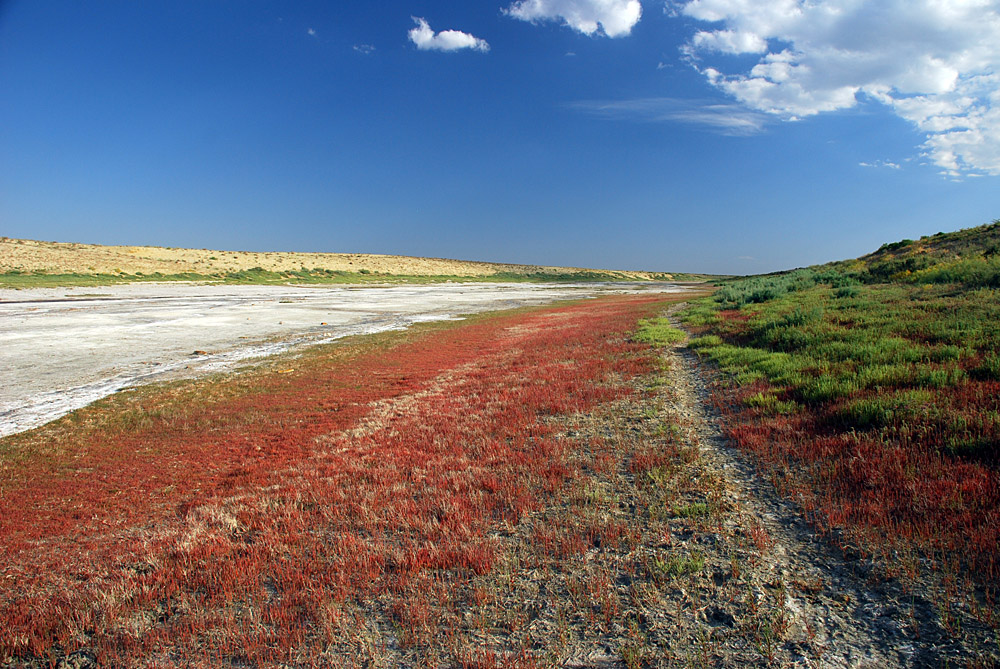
left=0, top=295, right=667, bottom=665
left=712, top=379, right=1000, bottom=590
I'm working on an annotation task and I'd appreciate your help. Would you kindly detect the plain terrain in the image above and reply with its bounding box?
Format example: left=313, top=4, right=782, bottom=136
left=2, top=222, right=999, bottom=666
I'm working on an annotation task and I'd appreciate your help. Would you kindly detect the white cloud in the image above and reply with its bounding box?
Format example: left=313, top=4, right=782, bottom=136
left=570, top=97, right=769, bottom=135
left=859, top=160, right=901, bottom=170
left=353, top=44, right=376, bottom=55
left=408, top=17, right=490, bottom=53
left=505, top=0, right=642, bottom=37
left=307, top=28, right=317, bottom=37
left=678, top=0, right=1000, bottom=175
left=691, top=29, right=766, bottom=54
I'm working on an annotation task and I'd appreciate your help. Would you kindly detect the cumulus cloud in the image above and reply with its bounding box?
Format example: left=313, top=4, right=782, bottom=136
left=505, top=0, right=642, bottom=37
left=408, top=17, right=490, bottom=52
left=570, top=97, right=769, bottom=135
left=678, top=0, right=1000, bottom=176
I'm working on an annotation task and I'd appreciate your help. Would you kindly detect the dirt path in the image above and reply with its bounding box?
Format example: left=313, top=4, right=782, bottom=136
left=663, top=307, right=902, bottom=666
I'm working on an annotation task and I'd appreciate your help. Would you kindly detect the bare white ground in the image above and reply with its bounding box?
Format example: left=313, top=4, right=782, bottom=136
left=0, top=281, right=690, bottom=437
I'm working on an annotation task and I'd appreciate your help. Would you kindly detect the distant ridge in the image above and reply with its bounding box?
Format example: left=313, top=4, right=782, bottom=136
left=0, top=237, right=705, bottom=287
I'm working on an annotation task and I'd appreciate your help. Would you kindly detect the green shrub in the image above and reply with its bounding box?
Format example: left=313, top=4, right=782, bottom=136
left=799, top=376, right=858, bottom=403
left=915, top=366, right=967, bottom=388
left=835, top=285, right=859, bottom=298
left=673, top=502, right=710, bottom=518
left=745, top=392, right=800, bottom=415
left=913, top=256, right=1000, bottom=287
left=688, top=335, right=723, bottom=349
left=972, top=353, right=1000, bottom=381
left=838, top=391, right=933, bottom=429
left=651, top=553, right=705, bottom=580
left=713, top=270, right=818, bottom=308
left=635, top=318, right=686, bottom=346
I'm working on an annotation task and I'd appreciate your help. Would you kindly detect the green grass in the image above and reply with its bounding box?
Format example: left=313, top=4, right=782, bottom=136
left=650, top=552, right=705, bottom=580
left=0, top=267, right=695, bottom=289
left=686, top=281, right=1000, bottom=401
left=835, top=389, right=935, bottom=429
left=744, top=391, right=800, bottom=415
left=634, top=318, right=687, bottom=346
left=0, top=271, right=215, bottom=289
left=672, top=501, right=710, bottom=518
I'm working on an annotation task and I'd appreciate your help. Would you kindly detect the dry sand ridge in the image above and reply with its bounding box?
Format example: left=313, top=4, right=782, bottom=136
left=0, top=238, right=671, bottom=280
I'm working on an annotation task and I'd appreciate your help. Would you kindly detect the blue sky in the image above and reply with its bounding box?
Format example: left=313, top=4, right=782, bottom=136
left=1, top=1, right=998, bottom=274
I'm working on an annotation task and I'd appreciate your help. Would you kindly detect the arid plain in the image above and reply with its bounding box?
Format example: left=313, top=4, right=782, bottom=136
left=2, top=227, right=999, bottom=667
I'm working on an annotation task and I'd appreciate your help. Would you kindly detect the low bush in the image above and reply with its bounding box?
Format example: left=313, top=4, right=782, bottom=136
left=634, top=318, right=686, bottom=346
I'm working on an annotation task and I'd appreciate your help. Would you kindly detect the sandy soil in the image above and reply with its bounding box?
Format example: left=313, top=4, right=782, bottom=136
left=0, top=282, right=689, bottom=438
left=0, top=237, right=669, bottom=280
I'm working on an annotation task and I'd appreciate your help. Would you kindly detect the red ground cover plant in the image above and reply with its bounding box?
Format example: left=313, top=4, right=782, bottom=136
left=707, top=376, right=1000, bottom=616
left=0, top=295, right=669, bottom=666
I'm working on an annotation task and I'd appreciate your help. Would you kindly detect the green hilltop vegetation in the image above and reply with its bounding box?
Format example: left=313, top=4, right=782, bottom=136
left=857, top=222, right=1000, bottom=285
left=710, top=218, right=1000, bottom=309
